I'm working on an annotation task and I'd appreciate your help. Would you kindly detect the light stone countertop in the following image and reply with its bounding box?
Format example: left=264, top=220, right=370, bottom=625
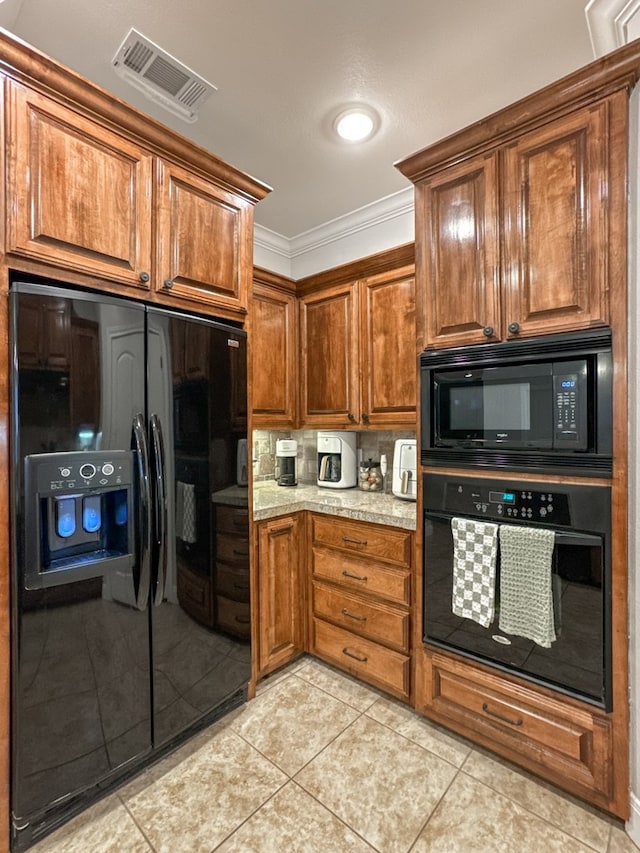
left=252, top=481, right=416, bottom=530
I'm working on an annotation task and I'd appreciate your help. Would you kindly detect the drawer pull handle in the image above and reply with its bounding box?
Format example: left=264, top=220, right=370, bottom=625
left=342, top=647, right=368, bottom=663
left=342, top=570, right=368, bottom=582
left=343, top=536, right=368, bottom=546
left=342, top=608, right=367, bottom=622
left=482, top=702, right=523, bottom=727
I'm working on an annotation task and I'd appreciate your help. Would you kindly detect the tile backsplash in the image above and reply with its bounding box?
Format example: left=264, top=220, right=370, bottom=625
left=252, top=429, right=416, bottom=493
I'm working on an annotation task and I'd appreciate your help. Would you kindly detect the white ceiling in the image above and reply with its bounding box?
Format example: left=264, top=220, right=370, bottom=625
left=0, top=0, right=595, bottom=239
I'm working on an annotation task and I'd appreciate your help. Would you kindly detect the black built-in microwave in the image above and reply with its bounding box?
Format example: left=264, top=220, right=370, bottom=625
left=420, top=328, right=613, bottom=476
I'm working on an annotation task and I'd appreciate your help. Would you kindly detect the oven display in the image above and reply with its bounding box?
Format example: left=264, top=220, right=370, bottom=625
left=489, top=490, right=515, bottom=504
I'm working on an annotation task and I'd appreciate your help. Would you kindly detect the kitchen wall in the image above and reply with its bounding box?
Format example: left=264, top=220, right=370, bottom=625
left=253, top=429, right=415, bottom=493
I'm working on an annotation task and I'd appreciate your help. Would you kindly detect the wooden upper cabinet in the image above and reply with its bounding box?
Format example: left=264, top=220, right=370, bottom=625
left=360, top=267, right=416, bottom=427
left=155, top=160, right=253, bottom=315
left=251, top=275, right=298, bottom=428
left=299, top=282, right=360, bottom=428
left=407, top=98, right=616, bottom=349
left=419, top=152, right=500, bottom=348
left=502, top=102, right=609, bottom=338
left=6, top=81, right=153, bottom=288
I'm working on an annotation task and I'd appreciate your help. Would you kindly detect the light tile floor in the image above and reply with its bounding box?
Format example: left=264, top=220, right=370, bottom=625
left=32, top=657, right=639, bottom=853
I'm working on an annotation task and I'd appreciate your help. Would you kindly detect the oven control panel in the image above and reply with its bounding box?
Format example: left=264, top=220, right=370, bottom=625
left=442, top=481, right=571, bottom=525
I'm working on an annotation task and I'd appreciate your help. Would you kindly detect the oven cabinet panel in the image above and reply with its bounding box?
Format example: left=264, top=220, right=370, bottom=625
left=309, top=514, right=413, bottom=702
left=423, top=651, right=612, bottom=804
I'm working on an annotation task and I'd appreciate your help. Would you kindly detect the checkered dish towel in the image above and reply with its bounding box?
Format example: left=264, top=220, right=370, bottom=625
left=498, top=525, right=556, bottom=648
left=451, top=517, right=499, bottom=628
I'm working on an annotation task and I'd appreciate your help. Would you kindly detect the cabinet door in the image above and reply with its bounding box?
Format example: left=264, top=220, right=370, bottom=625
left=360, top=267, right=416, bottom=427
left=156, top=160, right=253, bottom=316
left=502, top=102, right=609, bottom=337
left=299, top=283, right=359, bottom=427
left=418, top=152, right=500, bottom=348
left=6, top=82, right=153, bottom=288
left=251, top=281, right=298, bottom=428
left=257, top=515, right=303, bottom=676
left=16, top=294, right=44, bottom=368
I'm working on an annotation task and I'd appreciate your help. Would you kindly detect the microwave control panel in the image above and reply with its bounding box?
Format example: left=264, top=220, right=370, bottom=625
left=552, top=360, right=588, bottom=449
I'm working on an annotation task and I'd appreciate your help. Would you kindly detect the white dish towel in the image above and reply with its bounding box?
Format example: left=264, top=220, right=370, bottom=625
left=451, top=517, right=499, bottom=628
left=498, top=525, right=556, bottom=648
left=176, top=481, right=197, bottom=544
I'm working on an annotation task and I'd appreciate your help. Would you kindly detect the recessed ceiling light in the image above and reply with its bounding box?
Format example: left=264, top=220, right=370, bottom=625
left=334, top=106, right=379, bottom=143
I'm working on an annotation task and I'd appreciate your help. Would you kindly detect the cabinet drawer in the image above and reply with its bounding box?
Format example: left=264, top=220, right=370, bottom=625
left=312, top=547, right=411, bottom=606
left=426, top=652, right=611, bottom=797
left=312, top=515, right=411, bottom=567
left=216, top=532, right=250, bottom=565
left=216, top=562, right=250, bottom=602
left=216, top=505, right=249, bottom=535
left=216, top=595, right=251, bottom=639
left=313, top=581, right=409, bottom=652
left=312, top=618, right=410, bottom=701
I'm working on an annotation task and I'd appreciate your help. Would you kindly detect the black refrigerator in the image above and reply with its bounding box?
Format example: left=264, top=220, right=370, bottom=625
left=9, top=278, right=251, bottom=850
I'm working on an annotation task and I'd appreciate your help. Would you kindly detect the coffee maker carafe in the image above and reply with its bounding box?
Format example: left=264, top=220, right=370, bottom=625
left=275, top=439, right=298, bottom=486
left=317, top=431, right=357, bottom=489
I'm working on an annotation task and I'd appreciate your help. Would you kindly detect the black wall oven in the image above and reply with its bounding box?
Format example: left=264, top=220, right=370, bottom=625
left=423, top=473, right=611, bottom=709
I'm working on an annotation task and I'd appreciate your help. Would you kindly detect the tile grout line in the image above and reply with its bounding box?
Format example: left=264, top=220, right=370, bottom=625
left=118, top=794, right=159, bottom=853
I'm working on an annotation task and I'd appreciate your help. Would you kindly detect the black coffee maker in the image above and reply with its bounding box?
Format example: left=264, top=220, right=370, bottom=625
left=275, top=439, right=297, bottom=486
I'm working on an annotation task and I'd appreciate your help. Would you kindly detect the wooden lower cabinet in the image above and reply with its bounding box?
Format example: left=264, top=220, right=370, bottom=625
left=421, top=649, right=613, bottom=806
left=309, top=514, right=413, bottom=702
left=256, top=514, right=304, bottom=676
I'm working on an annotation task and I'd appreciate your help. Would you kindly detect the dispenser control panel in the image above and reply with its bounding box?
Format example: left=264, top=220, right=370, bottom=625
left=29, top=451, right=132, bottom=494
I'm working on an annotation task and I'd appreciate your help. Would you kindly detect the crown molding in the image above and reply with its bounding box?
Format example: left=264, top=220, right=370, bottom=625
left=253, top=186, right=415, bottom=278
left=586, top=0, right=640, bottom=55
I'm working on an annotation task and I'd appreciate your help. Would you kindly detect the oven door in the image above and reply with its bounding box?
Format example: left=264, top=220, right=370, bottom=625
left=423, top=512, right=610, bottom=709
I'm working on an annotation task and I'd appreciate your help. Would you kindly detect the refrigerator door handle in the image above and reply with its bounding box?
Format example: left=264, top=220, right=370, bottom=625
left=150, top=413, right=168, bottom=606
left=132, top=413, right=152, bottom=611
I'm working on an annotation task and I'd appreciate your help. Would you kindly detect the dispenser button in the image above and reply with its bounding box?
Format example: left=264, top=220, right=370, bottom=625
left=82, top=496, right=101, bottom=533
left=79, top=463, right=96, bottom=480
left=55, top=497, right=76, bottom=538
left=102, top=463, right=114, bottom=476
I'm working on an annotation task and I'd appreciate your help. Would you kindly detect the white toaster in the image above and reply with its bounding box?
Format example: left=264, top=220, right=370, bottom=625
left=391, top=438, right=417, bottom=501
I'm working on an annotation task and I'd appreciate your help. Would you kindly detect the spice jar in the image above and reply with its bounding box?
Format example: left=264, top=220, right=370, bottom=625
left=358, top=458, right=383, bottom=491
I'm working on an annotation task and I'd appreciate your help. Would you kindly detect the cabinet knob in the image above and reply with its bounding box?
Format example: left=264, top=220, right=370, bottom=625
left=347, top=412, right=356, bottom=423
left=164, top=278, right=174, bottom=290
left=362, top=412, right=369, bottom=423
left=508, top=321, right=520, bottom=334
left=139, top=271, right=150, bottom=283
left=482, top=326, right=494, bottom=337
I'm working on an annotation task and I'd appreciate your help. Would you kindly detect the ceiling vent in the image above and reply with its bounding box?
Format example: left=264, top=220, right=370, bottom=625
left=112, top=28, right=216, bottom=123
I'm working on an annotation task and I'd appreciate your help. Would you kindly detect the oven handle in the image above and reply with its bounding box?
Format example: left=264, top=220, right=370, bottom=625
left=424, top=512, right=602, bottom=548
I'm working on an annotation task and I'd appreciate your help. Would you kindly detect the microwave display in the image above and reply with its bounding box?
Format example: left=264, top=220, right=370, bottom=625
left=420, top=329, right=613, bottom=476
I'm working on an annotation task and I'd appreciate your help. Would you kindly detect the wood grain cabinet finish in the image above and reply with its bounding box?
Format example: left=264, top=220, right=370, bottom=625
left=256, top=514, right=304, bottom=676
left=413, top=100, right=614, bottom=348
left=251, top=273, right=298, bottom=428
left=6, top=81, right=154, bottom=289
left=423, top=651, right=613, bottom=805
left=155, top=159, right=253, bottom=315
left=6, top=80, right=260, bottom=319
left=309, top=514, right=413, bottom=701
left=299, top=267, right=416, bottom=429
left=214, top=505, right=250, bottom=640
left=299, top=282, right=360, bottom=428
left=359, top=267, right=416, bottom=427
